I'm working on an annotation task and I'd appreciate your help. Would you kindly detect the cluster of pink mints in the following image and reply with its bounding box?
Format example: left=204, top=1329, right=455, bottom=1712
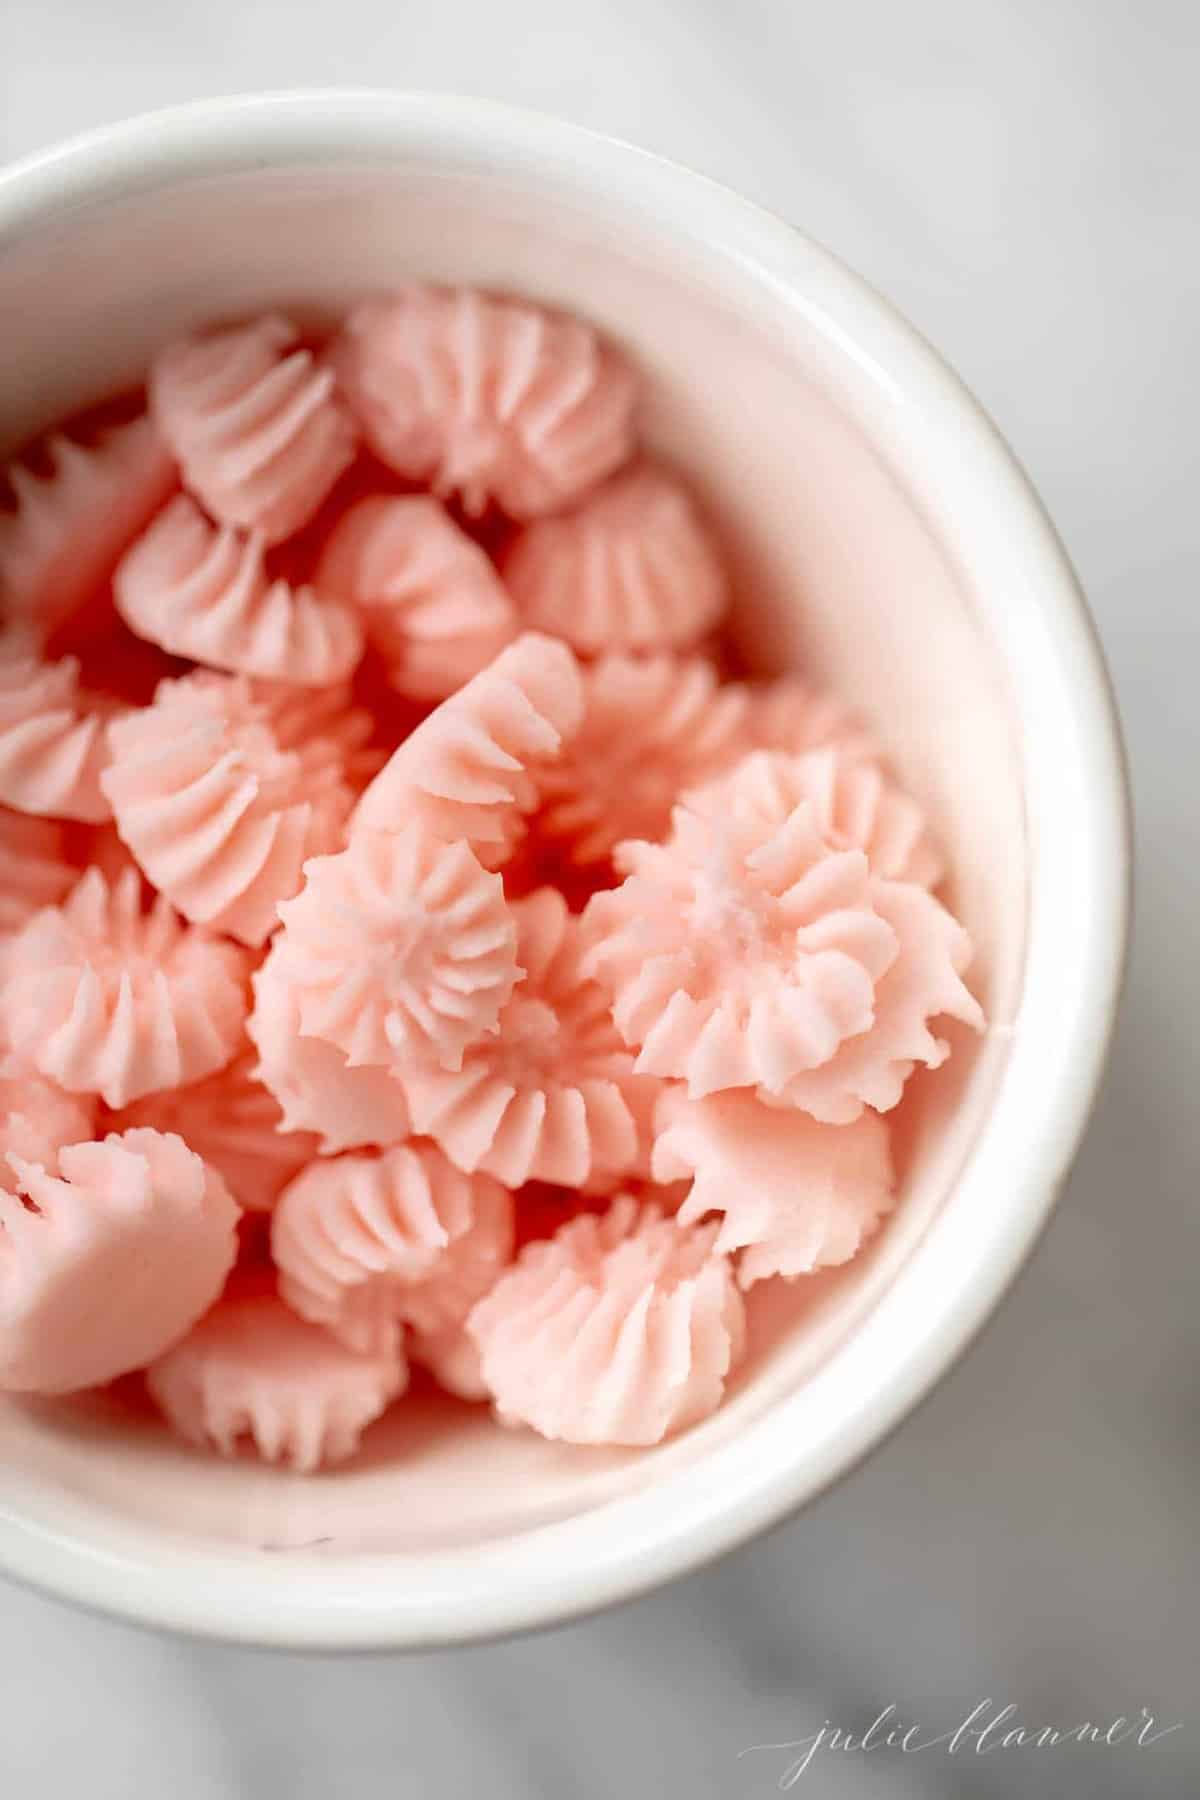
left=0, top=288, right=983, bottom=1468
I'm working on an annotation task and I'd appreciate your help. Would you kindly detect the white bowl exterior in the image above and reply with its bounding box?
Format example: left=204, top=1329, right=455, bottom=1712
left=0, top=94, right=1128, bottom=1647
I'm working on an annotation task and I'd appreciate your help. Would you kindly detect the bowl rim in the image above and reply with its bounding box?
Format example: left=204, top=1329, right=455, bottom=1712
left=0, top=89, right=1131, bottom=1649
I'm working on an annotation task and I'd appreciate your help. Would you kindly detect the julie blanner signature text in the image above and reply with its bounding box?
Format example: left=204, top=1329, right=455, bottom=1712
left=742, top=1700, right=1183, bottom=1787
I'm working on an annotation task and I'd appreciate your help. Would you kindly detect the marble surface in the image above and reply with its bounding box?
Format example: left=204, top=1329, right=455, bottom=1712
left=0, top=4, right=1196, bottom=1795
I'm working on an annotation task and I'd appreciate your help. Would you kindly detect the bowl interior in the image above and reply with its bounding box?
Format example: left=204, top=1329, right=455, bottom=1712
left=0, top=138, right=1024, bottom=1575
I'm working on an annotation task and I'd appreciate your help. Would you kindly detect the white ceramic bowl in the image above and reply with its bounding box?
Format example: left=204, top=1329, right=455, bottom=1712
left=0, top=91, right=1129, bottom=1649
